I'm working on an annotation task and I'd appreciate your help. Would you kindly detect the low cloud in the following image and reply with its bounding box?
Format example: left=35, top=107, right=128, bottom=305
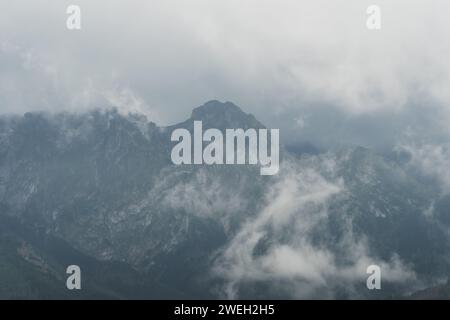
left=212, top=158, right=416, bottom=298
left=400, top=143, right=450, bottom=193
left=1, top=1, right=450, bottom=150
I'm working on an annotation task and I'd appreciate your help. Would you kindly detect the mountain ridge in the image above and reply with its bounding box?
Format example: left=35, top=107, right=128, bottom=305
left=0, top=100, right=449, bottom=299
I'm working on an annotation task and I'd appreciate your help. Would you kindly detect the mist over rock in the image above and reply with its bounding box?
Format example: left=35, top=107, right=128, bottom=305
left=0, top=101, right=449, bottom=299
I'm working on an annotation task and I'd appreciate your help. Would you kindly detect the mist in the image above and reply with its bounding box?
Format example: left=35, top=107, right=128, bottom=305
left=1, top=0, right=450, bottom=149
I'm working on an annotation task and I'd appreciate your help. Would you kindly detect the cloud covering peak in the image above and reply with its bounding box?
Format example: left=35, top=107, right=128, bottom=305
left=1, top=0, right=450, bottom=149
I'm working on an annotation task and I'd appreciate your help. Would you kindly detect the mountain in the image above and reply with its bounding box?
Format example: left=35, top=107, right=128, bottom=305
left=0, top=100, right=449, bottom=299
left=409, top=281, right=450, bottom=300
left=0, top=214, right=183, bottom=299
left=177, top=100, right=265, bottom=130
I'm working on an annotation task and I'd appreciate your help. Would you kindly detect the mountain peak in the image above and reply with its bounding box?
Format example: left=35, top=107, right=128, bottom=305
left=189, top=100, right=264, bottom=129
left=191, top=100, right=241, bottom=117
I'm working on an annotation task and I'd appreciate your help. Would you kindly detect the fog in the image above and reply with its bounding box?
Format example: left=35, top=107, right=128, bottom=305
left=1, top=0, right=450, bottom=149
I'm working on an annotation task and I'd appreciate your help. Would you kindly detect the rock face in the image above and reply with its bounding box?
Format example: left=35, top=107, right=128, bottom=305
left=0, top=100, right=449, bottom=299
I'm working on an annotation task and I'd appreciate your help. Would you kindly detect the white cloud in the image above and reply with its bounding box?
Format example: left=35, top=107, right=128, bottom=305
left=400, top=143, right=450, bottom=193
left=1, top=0, right=450, bottom=129
left=212, top=158, right=416, bottom=298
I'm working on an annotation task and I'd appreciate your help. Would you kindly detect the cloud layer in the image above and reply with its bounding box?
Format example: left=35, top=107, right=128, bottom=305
left=212, top=158, right=416, bottom=298
left=1, top=0, right=450, bottom=149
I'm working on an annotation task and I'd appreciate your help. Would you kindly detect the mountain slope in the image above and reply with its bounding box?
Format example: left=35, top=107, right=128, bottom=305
left=0, top=100, right=449, bottom=299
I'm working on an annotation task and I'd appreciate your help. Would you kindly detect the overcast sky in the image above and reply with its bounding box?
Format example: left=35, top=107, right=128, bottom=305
left=1, top=0, right=450, bottom=149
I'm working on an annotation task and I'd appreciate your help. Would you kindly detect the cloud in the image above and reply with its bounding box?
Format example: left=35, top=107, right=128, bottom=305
left=137, top=165, right=265, bottom=234
left=1, top=0, right=450, bottom=150
left=212, top=158, right=416, bottom=298
left=400, top=143, right=450, bottom=193
left=0, top=42, right=162, bottom=121
left=160, top=168, right=249, bottom=218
